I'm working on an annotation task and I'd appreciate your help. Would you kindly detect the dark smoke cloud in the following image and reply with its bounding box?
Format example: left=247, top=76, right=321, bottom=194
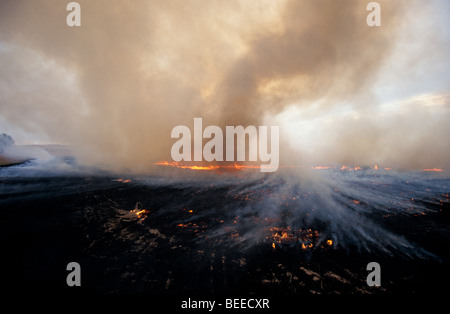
left=0, top=0, right=448, bottom=172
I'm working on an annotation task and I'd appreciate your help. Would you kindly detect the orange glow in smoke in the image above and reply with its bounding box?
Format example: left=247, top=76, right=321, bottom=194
left=423, top=168, right=443, bottom=172
left=155, top=161, right=269, bottom=171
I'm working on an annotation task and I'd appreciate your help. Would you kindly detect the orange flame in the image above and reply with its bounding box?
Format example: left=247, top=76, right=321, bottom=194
left=130, top=208, right=149, bottom=219
left=423, top=168, right=443, bottom=172
left=114, top=178, right=132, bottom=183
left=155, top=160, right=267, bottom=171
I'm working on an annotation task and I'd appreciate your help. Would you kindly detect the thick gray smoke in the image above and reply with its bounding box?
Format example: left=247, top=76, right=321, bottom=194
left=0, top=0, right=449, bottom=172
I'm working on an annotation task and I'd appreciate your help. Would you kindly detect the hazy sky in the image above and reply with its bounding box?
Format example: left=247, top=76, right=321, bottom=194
left=0, top=0, right=449, bottom=171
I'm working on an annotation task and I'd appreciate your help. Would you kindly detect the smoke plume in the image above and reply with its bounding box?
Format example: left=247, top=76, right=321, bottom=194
left=0, top=0, right=449, bottom=172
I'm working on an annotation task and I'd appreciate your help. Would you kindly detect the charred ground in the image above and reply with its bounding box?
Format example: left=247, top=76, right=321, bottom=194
left=1, top=166, right=449, bottom=297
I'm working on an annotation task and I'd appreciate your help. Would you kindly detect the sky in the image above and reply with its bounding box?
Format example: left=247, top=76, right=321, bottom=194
left=0, top=0, right=449, bottom=172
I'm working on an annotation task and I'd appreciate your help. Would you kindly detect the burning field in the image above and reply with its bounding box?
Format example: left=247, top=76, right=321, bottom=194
left=1, top=158, right=449, bottom=296
left=1, top=1, right=450, bottom=305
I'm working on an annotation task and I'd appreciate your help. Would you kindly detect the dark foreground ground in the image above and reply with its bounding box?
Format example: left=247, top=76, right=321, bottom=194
left=1, top=161, right=449, bottom=309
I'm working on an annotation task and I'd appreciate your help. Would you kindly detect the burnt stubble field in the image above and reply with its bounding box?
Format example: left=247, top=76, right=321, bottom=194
left=1, top=160, right=449, bottom=302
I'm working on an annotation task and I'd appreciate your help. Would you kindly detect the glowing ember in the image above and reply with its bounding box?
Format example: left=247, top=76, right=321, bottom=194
left=155, top=161, right=220, bottom=171
left=264, top=226, right=332, bottom=250
left=130, top=208, right=149, bottom=219
left=176, top=222, right=207, bottom=235
left=340, top=165, right=361, bottom=171
left=114, top=178, right=132, bottom=183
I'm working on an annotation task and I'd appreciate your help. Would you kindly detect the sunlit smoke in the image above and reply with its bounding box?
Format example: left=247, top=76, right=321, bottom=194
left=1, top=1, right=448, bottom=173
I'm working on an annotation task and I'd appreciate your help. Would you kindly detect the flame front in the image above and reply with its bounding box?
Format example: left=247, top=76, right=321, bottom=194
left=423, top=168, right=443, bottom=172
left=155, top=161, right=262, bottom=172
